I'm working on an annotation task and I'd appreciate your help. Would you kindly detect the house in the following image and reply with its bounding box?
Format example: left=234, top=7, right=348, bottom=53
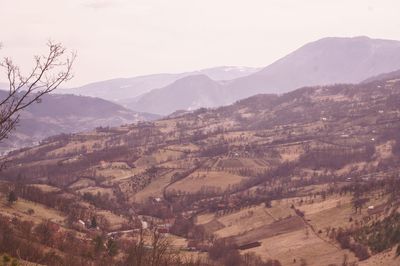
left=141, top=221, right=148, bottom=229
left=151, top=197, right=163, bottom=204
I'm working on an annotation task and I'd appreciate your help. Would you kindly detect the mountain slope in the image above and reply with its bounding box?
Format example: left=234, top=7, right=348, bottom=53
left=227, top=36, right=400, bottom=98
left=130, top=36, right=400, bottom=115
left=127, top=75, right=226, bottom=115
left=61, top=66, right=260, bottom=102
left=0, top=92, right=159, bottom=153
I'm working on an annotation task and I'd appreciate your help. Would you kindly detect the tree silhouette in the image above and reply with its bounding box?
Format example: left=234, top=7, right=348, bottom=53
left=0, top=41, right=75, bottom=145
left=7, top=190, right=17, bottom=204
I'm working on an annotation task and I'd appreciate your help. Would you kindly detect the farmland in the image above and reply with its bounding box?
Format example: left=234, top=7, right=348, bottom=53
left=1, top=77, right=400, bottom=265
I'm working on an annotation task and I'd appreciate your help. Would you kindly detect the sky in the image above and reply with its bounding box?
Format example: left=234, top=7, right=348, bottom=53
left=1, top=0, right=400, bottom=87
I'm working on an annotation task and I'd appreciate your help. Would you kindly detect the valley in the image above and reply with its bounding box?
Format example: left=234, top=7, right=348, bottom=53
left=1, top=75, right=400, bottom=265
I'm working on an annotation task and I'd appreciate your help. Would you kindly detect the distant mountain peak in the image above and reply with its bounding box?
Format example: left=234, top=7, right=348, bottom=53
left=172, top=74, right=214, bottom=84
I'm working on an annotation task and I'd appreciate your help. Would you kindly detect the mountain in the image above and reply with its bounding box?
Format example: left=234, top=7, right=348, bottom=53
left=2, top=76, right=400, bottom=265
left=60, top=66, right=260, bottom=102
left=0, top=92, right=159, bottom=153
left=128, top=75, right=226, bottom=115
left=129, top=36, right=400, bottom=115
left=227, top=36, right=400, bottom=97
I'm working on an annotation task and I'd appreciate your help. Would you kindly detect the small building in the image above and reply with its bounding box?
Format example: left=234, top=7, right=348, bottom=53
left=141, top=221, right=148, bottom=229
left=151, top=197, right=163, bottom=204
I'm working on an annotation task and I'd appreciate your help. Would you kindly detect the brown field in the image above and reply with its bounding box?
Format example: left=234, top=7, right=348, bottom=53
left=29, top=184, right=61, bottom=193
left=95, top=167, right=141, bottom=182
left=278, top=145, right=304, bottom=162
left=78, top=186, right=115, bottom=199
left=202, top=219, right=225, bottom=234
left=233, top=215, right=305, bottom=246
left=166, top=143, right=199, bottom=153
left=195, top=213, right=215, bottom=225
left=0, top=197, right=65, bottom=225
left=214, top=157, right=268, bottom=169
left=47, top=140, right=98, bottom=157
left=69, top=178, right=96, bottom=189
left=96, top=210, right=129, bottom=230
left=248, top=229, right=357, bottom=266
left=297, top=194, right=388, bottom=231
left=267, top=201, right=296, bottom=220
left=133, top=170, right=177, bottom=202
left=134, top=155, right=158, bottom=167
left=167, top=171, right=248, bottom=194
left=214, top=205, right=276, bottom=238
left=151, top=149, right=185, bottom=163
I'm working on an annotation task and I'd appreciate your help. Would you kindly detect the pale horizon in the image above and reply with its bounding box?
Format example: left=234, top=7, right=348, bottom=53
left=1, top=0, right=400, bottom=87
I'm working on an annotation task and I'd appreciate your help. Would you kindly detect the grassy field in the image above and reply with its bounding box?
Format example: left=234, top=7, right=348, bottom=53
left=97, top=210, right=129, bottom=231
left=133, top=170, right=177, bottom=202
left=0, top=197, right=65, bottom=225
left=249, top=229, right=357, bottom=266
left=78, top=186, right=115, bottom=199
left=168, top=170, right=248, bottom=194
left=30, top=184, right=61, bottom=193
left=214, top=205, right=276, bottom=238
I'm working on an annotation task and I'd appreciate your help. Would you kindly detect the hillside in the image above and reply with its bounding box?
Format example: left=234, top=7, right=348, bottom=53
left=0, top=92, right=159, bottom=153
left=362, top=68, right=400, bottom=83
left=1, top=76, right=400, bottom=265
left=130, top=36, right=400, bottom=115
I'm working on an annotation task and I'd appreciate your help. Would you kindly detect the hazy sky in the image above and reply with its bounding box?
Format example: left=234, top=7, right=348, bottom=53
left=1, top=0, right=400, bottom=87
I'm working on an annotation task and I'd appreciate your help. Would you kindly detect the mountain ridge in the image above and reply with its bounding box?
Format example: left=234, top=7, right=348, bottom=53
left=60, top=66, right=260, bottom=102
left=128, top=36, right=400, bottom=115
left=0, top=91, right=159, bottom=153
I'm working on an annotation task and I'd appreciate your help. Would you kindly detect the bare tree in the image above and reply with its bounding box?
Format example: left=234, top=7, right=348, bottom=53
left=0, top=41, right=76, bottom=142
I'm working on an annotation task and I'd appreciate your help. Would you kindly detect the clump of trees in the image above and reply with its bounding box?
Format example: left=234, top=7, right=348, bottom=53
left=298, top=145, right=375, bottom=170
left=123, top=229, right=202, bottom=266
left=352, top=212, right=400, bottom=254
left=208, top=239, right=281, bottom=266
left=7, top=190, right=17, bottom=204
left=336, top=229, right=370, bottom=260
left=1, top=254, right=18, bottom=266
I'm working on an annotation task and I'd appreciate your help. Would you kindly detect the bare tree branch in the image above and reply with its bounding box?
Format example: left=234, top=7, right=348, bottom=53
left=0, top=41, right=76, bottom=145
